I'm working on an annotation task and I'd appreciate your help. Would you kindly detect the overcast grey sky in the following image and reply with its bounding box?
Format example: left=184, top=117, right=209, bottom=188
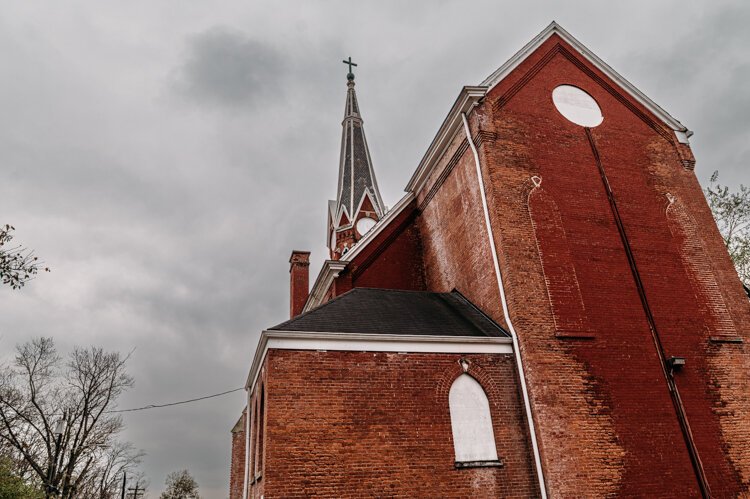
left=1, top=1, right=748, bottom=497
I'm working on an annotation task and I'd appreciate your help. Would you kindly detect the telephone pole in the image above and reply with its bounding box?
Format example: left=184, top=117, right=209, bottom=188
left=127, top=481, right=145, bottom=499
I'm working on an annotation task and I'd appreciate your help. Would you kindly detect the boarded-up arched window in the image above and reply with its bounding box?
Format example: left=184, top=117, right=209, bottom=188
left=449, top=374, right=498, bottom=464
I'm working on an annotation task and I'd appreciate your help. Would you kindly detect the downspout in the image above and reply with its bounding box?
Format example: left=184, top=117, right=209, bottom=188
left=584, top=128, right=710, bottom=497
left=242, top=390, right=250, bottom=499
left=461, top=112, right=548, bottom=498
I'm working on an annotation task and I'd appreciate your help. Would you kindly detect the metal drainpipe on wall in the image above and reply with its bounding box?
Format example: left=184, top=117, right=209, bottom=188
left=243, top=391, right=251, bottom=499
left=461, top=112, right=548, bottom=498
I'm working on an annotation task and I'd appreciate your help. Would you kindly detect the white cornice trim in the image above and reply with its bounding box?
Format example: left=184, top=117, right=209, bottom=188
left=353, top=188, right=380, bottom=222
left=405, top=86, right=487, bottom=194
left=481, top=21, right=690, bottom=136
left=245, top=330, right=513, bottom=392
left=303, top=260, right=347, bottom=313
left=307, top=192, right=414, bottom=313
left=341, top=192, right=414, bottom=263
left=404, top=23, right=693, bottom=199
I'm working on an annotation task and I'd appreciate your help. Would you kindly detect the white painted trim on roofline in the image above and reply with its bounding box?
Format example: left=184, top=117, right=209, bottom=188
left=303, top=260, right=347, bottom=313
left=481, top=21, right=690, bottom=136
left=244, top=330, right=513, bottom=392
left=406, top=22, right=694, bottom=200
left=359, top=118, right=386, bottom=216
left=341, top=191, right=414, bottom=263
left=405, top=86, right=487, bottom=194
left=353, top=188, right=380, bottom=225
left=307, top=192, right=415, bottom=313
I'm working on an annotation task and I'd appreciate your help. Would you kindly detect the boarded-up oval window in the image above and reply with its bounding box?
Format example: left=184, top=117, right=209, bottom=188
left=552, top=85, right=603, bottom=127
left=449, top=374, right=498, bottom=463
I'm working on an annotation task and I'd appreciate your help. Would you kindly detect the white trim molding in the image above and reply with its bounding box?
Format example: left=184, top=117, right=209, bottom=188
left=406, top=22, right=694, bottom=201
left=306, top=192, right=416, bottom=313
left=341, top=192, right=414, bottom=263
left=405, top=86, right=487, bottom=194
left=481, top=21, right=691, bottom=137
left=244, top=330, right=513, bottom=392
left=303, top=260, right=347, bottom=313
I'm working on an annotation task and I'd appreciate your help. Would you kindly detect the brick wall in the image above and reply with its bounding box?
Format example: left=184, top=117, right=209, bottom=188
left=258, top=349, right=539, bottom=498
left=468, top=33, right=750, bottom=496
left=260, top=28, right=750, bottom=498
left=416, top=127, right=505, bottom=327
left=338, top=200, right=426, bottom=292
left=289, top=251, right=311, bottom=318
left=229, top=410, right=246, bottom=499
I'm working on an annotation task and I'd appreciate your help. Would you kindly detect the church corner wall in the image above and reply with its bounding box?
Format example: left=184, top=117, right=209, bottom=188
left=327, top=200, right=426, bottom=296
left=229, top=409, right=247, bottom=499
left=415, top=121, right=504, bottom=326
left=259, top=348, right=538, bottom=497
left=471, top=32, right=750, bottom=496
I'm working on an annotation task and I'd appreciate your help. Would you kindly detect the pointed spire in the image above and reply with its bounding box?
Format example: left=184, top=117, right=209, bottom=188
left=328, top=60, right=385, bottom=257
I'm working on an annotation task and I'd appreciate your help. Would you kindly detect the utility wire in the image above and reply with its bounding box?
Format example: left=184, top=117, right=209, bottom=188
left=106, top=387, right=244, bottom=413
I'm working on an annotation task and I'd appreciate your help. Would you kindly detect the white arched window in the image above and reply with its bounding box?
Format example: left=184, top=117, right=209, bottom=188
left=449, top=374, right=499, bottom=465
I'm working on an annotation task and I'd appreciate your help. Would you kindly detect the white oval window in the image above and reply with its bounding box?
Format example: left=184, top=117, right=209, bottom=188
left=552, top=85, right=603, bottom=127
left=355, top=217, right=376, bottom=235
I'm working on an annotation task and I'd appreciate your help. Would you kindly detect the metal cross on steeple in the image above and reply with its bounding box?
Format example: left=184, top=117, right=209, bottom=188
left=342, top=57, right=357, bottom=80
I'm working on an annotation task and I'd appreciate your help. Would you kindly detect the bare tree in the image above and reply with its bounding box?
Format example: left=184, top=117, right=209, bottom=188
left=159, top=469, right=200, bottom=499
left=0, top=337, right=143, bottom=498
left=0, top=225, right=49, bottom=290
left=74, top=442, right=145, bottom=498
left=705, top=171, right=750, bottom=286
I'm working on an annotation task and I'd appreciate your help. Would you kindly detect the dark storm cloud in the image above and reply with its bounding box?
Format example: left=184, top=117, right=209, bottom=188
left=174, top=26, right=286, bottom=107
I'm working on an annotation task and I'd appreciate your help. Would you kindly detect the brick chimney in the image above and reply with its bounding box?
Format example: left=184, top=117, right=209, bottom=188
left=289, top=250, right=311, bottom=318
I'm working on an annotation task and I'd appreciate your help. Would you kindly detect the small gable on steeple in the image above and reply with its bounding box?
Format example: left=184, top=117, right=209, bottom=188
left=328, top=59, right=386, bottom=258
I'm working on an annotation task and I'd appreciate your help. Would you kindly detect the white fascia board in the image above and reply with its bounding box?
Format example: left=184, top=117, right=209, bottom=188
left=405, top=86, right=487, bottom=194
left=481, top=21, right=691, bottom=136
left=326, top=200, right=337, bottom=245
left=335, top=203, right=351, bottom=227
left=245, top=330, right=513, bottom=392
left=305, top=192, right=414, bottom=313
left=353, top=188, right=379, bottom=222
left=341, top=192, right=414, bottom=263
left=303, top=260, right=348, bottom=313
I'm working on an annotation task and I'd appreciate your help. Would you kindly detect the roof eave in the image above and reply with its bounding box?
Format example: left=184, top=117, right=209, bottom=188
left=340, top=192, right=415, bottom=263
left=405, top=86, right=487, bottom=194
left=481, top=21, right=690, bottom=135
left=303, top=260, right=348, bottom=313
left=244, top=329, right=514, bottom=391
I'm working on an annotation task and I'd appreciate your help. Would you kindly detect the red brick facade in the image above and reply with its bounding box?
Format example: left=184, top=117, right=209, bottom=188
left=231, top=25, right=750, bottom=498
left=289, top=251, right=310, bottom=318
left=253, top=350, right=538, bottom=498
left=229, top=410, right=246, bottom=499
left=469, top=34, right=750, bottom=496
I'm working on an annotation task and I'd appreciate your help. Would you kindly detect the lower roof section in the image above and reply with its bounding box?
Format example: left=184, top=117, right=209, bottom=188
left=272, top=287, right=510, bottom=338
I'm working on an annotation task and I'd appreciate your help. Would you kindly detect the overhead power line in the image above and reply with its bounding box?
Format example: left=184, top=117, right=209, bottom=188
left=106, top=387, right=244, bottom=413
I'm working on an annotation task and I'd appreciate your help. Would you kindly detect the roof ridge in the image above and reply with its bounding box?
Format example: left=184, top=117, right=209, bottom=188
left=449, top=289, right=510, bottom=338
left=436, top=292, right=492, bottom=337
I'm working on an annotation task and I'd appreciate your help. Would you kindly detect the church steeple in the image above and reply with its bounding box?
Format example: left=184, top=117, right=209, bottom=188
left=328, top=59, right=385, bottom=259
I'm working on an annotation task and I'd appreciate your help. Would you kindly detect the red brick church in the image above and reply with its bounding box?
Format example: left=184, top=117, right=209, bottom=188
left=229, top=23, right=750, bottom=498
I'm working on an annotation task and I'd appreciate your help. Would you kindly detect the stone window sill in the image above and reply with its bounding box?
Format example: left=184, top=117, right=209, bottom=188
left=455, top=459, right=503, bottom=469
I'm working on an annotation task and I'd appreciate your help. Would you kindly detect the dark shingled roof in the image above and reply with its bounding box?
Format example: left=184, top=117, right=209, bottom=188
left=270, top=288, right=509, bottom=337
